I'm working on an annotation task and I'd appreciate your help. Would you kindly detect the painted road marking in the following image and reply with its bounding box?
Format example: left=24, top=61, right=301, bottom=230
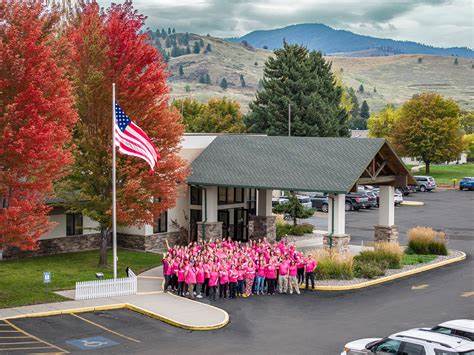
left=0, top=346, right=53, bottom=351
left=138, top=276, right=163, bottom=279
left=3, top=320, right=69, bottom=354
left=66, top=336, right=118, bottom=350
left=0, top=337, right=30, bottom=339
left=0, top=341, right=40, bottom=345
left=411, top=284, right=429, bottom=290
left=461, top=291, right=474, bottom=297
left=70, top=313, right=140, bottom=343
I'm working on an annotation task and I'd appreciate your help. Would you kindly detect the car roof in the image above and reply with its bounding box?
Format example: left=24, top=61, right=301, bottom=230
left=438, top=319, right=474, bottom=333
left=392, top=329, right=474, bottom=351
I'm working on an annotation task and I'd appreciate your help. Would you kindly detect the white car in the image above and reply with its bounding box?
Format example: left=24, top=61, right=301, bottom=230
left=341, top=328, right=474, bottom=355
left=430, top=319, right=474, bottom=341
left=296, top=195, right=313, bottom=209
left=394, top=189, right=403, bottom=205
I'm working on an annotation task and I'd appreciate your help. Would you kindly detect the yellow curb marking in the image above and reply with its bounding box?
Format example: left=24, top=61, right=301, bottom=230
left=461, top=291, right=474, bottom=298
left=2, top=319, right=68, bottom=354
left=138, top=276, right=164, bottom=279
left=137, top=291, right=163, bottom=296
left=401, top=201, right=424, bottom=206
left=69, top=313, right=140, bottom=343
left=411, top=284, right=429, bottom=290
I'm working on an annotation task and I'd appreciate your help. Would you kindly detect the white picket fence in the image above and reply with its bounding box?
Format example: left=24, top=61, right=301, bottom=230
left=75, top=269, right=137, bottom=300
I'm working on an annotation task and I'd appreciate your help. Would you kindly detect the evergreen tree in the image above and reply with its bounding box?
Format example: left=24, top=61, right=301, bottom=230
left=165, top=36, right=171, bottom=48
left=160, top=28, right=167, bottom=38
left=198, top=73, right=211, bottom=84
left=220, top=77, right=228, bottom=90
left=179, top=64, right=184, bottom=76
left=358, top=84, right=364, bottom=93
left=246, top=42, right=349, bottom=137
left=171, top=44, right=181, bottom=57
left=172, top=27, right=176, bottom=34
left=360, top=100, right=370, bottom=120
left=205, top=43, right=212, bottom=53
left=205, top=73, right=211, bottom=84
left=186, top=45, right=191, bottom=54
left=193, top=41, right=201, bottom=54
left=254, top=61, right=258, bottom=66
left=199, top=38, right=204, bottom=47
left=418, top=57, right=423, bottom=63
left=240, top=74, right=246, bottom=88
left=454, top=57, right=459, bottom=65
left=168, top=27, right=171, bottom=35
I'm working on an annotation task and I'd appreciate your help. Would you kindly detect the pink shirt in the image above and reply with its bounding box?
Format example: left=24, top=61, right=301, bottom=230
left=289, top=265, right=298, bottom=277
left=219, top=270, right=229, bottom=284
left=229, top=269, right=238, bottom=283
left=177, top=269, right=185, bottom=282
left=306, top=260, right=317, bottom=273
left=279, top=261, right=289, bottom=275
left=266, top=265, right=277, bottom=279
left=196, top=267, right=205, bottom=284
left=208, top=271, right=219, bottom=286
left=257, top=266, right=266, bottom=277
left=185, top=267, right=196, bottom=284
left=246, top=266, right=256, bottom=280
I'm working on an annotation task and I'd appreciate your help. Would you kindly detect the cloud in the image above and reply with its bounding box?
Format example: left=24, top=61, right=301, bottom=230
left=98, top=0, right=473, bottom=48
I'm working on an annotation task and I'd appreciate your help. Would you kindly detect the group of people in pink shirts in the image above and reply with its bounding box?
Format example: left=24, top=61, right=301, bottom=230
left=162, top=237, right=318, bottom=301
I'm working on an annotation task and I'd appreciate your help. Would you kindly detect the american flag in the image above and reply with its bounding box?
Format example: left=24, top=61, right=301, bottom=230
left=114, top=103, right=159, bottom=170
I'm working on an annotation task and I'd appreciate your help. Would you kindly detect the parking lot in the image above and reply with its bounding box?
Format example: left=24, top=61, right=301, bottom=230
left=1, top=189, right=472, bottom=355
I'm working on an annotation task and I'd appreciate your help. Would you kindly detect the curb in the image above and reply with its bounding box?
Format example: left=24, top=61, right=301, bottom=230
left=0, top=302, right=229, bottom=331
left=401, top=201, right=424, bottom=206
left=304, top=251, right=466, bottom=291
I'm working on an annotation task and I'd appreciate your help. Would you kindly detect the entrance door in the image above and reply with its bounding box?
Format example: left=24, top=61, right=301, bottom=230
left=218, top=210, right=230, bottom=238
left=233, top=208, right=248, bottom=242
left=190, top=209, right=202, bottom=242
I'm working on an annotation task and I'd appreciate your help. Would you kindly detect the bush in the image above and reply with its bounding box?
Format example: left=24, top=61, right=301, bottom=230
left=353, top=260, right=386, bottom=279
left=291, top=223, right=314, bottom=236
left=275, top=220, right=314, bottom=239
left=310, top=249, right=354, bottom=280
left=407, top=227, right=448, bottom=255
left=276, top=221, right=292, bottom=240
left=354, top=242, right=403, bottom=269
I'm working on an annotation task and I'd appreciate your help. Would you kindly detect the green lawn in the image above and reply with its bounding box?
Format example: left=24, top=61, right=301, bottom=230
left=402, top=253, right=437, bottom=265
left=0, top=249, right=162, bottom=309
left=413, top=163, right=474, bottom=185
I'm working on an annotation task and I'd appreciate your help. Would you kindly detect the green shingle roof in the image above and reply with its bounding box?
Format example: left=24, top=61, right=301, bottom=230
left=188, top=135, right=391, bottom=193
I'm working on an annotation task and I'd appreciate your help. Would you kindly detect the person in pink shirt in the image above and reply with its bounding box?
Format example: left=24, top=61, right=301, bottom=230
left=184, top=264, right=197, bottom=299
left=208, top=267, right=219, bottom=301
left=176, top=263, right=185, bottom=297
left=288, top=260, right=300, bottom=295
left=219, top=267, right=229, bottom=299
left=244, top=261, right=256, bottom=297
left=278, top=257, right=290, bottom=294
left=255, top=259, right=266, bottom=295
left=237, top=265, right=245, bottom=296
left=305, top=255, right=318, bottom=290
left=195, top=262, right=205, bottom=299
left=265, top=261, right=277, bottom=295
left=296, top=254, right=305, bottom=285
left=228, top=267, right=238, bottom=299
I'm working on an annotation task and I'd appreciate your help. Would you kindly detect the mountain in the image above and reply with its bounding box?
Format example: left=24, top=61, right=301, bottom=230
left=162, top=34, right=474, bottom=113
left=227, top=23, right=474, bottom=58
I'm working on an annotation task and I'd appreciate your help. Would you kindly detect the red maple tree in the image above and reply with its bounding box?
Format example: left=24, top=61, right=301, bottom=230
left=0, top=1, right=78, bottom=251
left=64, top=1, right=187, bottom=265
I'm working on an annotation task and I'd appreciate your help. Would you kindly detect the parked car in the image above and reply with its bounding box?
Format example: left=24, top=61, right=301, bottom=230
left=356, top=188, right=376, bottom=209
left=394, top=189, right=404, bottom=205
left=400, top=185, right=417, bottom=196
left=311, top=192, right=359, bottom=212
left=415, top=175, right=437, bottom=192
left=460, top=177, right=474, bottom=191
left=430, top=319, right=474, bottom=341
left=296, top=195, right=313, bottom=209
left=346, top=193, right=369, bottom=210
left=365, top=191, right=379, bottom=208
left=272, top=196, right=289, bottom=206
left=341, top=327, right=474, bottom=355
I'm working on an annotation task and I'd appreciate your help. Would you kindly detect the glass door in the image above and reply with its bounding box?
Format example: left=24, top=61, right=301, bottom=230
left=233, top=208, right=248, bottom=242
left=218, top=210, right=230, bottom=238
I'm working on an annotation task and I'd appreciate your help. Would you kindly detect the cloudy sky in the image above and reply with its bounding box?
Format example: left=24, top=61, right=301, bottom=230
left=101, top=0, right=473, bottom=48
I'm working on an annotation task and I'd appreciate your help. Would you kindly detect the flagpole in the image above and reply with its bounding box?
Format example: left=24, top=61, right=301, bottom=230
left=112, top=83, right=118, bottom=279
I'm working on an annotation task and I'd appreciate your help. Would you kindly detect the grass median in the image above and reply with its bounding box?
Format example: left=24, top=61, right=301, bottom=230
left=0, top=249, right=162, bottom=309
left=410, top=163, right=474, bottom=185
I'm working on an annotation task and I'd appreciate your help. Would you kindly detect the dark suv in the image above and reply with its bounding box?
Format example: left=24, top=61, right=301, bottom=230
left=310, top=192, right=366, bottom=212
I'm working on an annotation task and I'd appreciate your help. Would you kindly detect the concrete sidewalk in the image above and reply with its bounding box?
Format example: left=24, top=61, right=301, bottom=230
left=0, top=266, right=228, bottom=330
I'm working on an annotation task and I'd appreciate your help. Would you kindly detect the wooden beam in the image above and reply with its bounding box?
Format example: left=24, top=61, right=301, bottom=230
left=358, top=175, right=397, bottom=185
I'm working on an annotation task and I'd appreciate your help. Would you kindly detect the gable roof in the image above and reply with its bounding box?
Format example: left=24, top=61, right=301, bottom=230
left=188, top=135, right=411, bottom=193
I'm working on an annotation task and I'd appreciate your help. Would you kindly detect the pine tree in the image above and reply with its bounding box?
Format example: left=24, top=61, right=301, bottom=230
left=168, top=27, right=171, bottom=35
left=358, top=84, right=364, bottom=93
left=199, top=38, right=204, bottom=47
left=254, top=61, right=258, bottom=66
left=165, top=36, right=171, bottom=48
left=193, top=41, right=200, bottom=54
left=454, top=57, right=459, bottom=65
left=360, top=100, right=370, bottom=120
left=373, top=87, right=377, bottom=93
left=172, top=27, right=176, bottom=34
left=246, top=43, right=349, bottom=137
left=418, top=57, right=423, bottom=63
left=220, top=78, right=228, bottom=90
left=179, top=64, right=184, bottom=76
left=205, top=73, right=211, bottom=84
left=205, top=43, right=212, bottom=53
left=240, top=74, right=246, bottom=88
left=186, top=45, right=191, bottom=54
left=161, top=28, right=167, bottom=38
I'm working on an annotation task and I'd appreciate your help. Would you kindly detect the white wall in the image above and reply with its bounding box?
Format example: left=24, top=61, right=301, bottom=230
left=40, top=214, right=100, bottom=240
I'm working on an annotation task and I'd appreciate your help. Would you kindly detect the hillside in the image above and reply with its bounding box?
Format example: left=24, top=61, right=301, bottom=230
left=227, top=23, right=474, bottom=58
left=163, top=34, right=474, bottom=113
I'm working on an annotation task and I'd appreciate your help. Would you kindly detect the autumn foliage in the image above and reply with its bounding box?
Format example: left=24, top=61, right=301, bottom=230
left=62, top=1, right=187, bottom=265
left=0, top=1, right=78, bottom=250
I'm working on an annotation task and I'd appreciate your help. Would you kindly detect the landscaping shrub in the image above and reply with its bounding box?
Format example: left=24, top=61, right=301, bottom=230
left=354, top=242, right=403, bottom=269
left=309, top=249, right=354, bottom=280
left=353, top=260, right=386, bottom=279
left=407, top=227, right=448, bottom=255
left=276, top=220, right=314, bottom=239
left=291, top=223, right=314, bottom=236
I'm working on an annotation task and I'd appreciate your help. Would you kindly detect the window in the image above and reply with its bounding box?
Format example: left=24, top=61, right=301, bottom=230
left=434, top=350, right=459, bottom=355
left=153, top=211, right=167, bottom=233
left=370, top=339, right=402, bottom=354
left=66, top=213, right=83, bottom=236
left=401, top=342, right=425, bottom=355
left=227, top=188, right=234, bottom=204
left=247, top=188, right=256, bottom=216
left=235, top=188, right=243, bottom=203
left=190, top=186, right=202, bottom=205
left=218, top=187, right=227, bottom=204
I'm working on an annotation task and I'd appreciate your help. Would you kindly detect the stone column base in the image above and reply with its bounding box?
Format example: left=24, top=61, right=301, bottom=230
left=323, top=233, right=351, bottom=254
left=197, top=222, right=223, bottom=241
left=249, top=216, right=276, bottom=242
left=374, top=225, right=399, bottom=243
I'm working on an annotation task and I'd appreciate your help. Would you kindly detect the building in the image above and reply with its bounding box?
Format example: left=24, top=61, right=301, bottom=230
left=3, top=134, right=414, bottom=258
